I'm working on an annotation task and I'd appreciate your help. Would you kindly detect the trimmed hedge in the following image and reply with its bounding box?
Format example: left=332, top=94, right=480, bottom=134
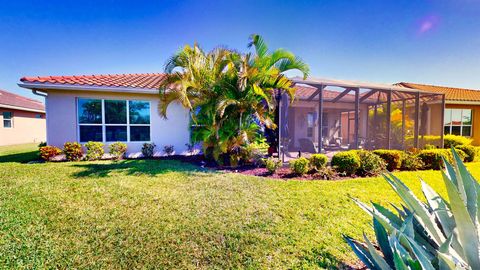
left=309, top=154, right=328, bottom=171
left=289, top=157, right=310, bottom=175
left=416, top=149, right=468, bottom=170
left=331, top=151, right=360, bottom=176
left=455, top=145, right=476, bottom=162
left=356, top=150, right=386, bottom=177
left=372, top=150, right=403, bottom=171
left=400, top=152, right=424, bottom=171
left=443, top=134, right=472, bottom=148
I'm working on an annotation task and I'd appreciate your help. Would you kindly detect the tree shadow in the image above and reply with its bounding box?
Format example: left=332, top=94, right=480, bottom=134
left=71, top=159, right=210, bottom=178
left=0, top=151, right=39, bottom=163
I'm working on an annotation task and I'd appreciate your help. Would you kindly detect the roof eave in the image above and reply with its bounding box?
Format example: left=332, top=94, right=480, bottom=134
left=0, top=103, right=45, bottom=113
left=18, top=82, right=159, bottom=95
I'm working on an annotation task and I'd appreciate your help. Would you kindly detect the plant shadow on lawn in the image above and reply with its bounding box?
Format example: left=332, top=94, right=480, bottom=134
left=0, top=151, right=39, bottom=163
left=71, top=159, right=210, bottom=178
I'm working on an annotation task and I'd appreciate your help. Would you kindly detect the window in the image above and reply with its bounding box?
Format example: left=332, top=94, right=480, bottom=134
left=77, top=98, right=150, bottom=142
left=306, top=112, right=315, bottom=137
left=444, top=109, right=472, bottom=136
left=3, top=112, right=12, bottom=128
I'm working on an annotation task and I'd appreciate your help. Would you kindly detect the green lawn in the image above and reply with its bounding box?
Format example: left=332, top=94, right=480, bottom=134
left=1, top=144, right=479, bottom=269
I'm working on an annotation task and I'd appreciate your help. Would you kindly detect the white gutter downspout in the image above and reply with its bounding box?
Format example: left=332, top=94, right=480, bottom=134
left=30, top=89, right=49, bottom=144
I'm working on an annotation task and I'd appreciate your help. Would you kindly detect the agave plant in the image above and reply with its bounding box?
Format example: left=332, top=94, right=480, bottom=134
left=345, top=148, right=480, bottom=270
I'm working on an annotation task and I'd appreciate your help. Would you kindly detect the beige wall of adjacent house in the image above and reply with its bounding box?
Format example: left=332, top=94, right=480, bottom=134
left=45, top=89, right=191, bottom=157
left=0, top=108, right=46, bottom=146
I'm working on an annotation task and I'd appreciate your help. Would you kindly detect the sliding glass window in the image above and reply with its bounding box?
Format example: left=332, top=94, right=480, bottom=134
left=77, top=98, right=150, bottom=143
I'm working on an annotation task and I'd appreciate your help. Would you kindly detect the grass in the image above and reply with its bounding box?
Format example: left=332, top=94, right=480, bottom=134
left=1, top=144, right=480, bottom=269
left=0, top=143, right=39, bottom=163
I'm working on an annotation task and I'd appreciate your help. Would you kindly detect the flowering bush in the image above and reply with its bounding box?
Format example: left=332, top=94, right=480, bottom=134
left=109, top=142, right=127, bottom=160
left=84, top=141, right=104, bottom=161
left=63, top=142, right=83, bottom=161
left=39, top=146, right=62, bottom=161
left=141, top=142, right=156, bottom=158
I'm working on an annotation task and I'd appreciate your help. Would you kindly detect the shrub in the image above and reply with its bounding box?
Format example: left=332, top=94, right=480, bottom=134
left=455, top=144, right=476, bottom=162
left=163, top=145, right=174, bottom=156
left=109, top=142, right=127, bottom=160
left=37, top=141, right=47, bottom=148
left=63, top=142, right=83, bottom=161
left=424, top=144, right=436, bottom=150
left=141, top=142, right=156, bottom=158
left=345, top=149, right=480, bottom=269
left=443, top=134, right=472, bottom=148
left=418, top=149, right=455, bottom=170
left=185, top=143, right=195, bottom=155
left=372, top=149, right=402, bottom=171
left=475, top=146, right=480, bottom=161
left=265, top=157, right=282, bottom=174
left=84, top=141, right=104, bottom=161
left=356, top=150, right=386, bottom=177
left=39, top=146, right=62, bottom=161
left=309, top=154, right=328, bottom=171
left=331, top=151, right=360, bottom=176
left=315, top=167, right=337, bottom=180
left=289, top=157, right=310, bottom=175
left=400, top=152, right=424, bottom=171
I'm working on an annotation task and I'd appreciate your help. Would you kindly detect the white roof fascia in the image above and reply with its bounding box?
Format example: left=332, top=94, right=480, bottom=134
left=0, top=103, right=45, bottom=113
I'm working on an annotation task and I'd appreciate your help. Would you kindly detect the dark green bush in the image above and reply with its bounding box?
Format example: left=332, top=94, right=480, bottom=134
left=372, top=150, right=402, bottom=171
left=356, top=150, right=386, bottom=177
left=443, top=134, right=472, bottom=148
left=289, top=157, right=310, bottom=175
left=331, top=151, right=360, bottom=176
left=265, top=157, right=282, bottom=174
left=309, top=154, right=328, bottom=171
left=63, top=142, right=83, bottom=161
left=400, top=152, right=424, bottom=171
left=141, top=142, right=156, bottom=158
left=455, top=144, right=476, bottom=162
left=418, top=149, right=456, bottom=170
left=84, top=141, right=104, bottom=161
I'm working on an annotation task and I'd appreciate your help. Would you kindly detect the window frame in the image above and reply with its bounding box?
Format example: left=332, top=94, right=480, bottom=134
left=443, top=108, right=473, bottom=137
left=76, top=98, right=151, bottom=143
left=3, top=111, right=13, bottom=128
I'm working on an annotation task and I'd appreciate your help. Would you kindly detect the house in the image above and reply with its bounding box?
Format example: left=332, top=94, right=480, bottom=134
left=396, top=82, right=480, bottom=145
left=18, top=73, right=479, bottom=158
left=0, top=89, right=46, bottom=146
left=19, top=74, right=190, bottom=157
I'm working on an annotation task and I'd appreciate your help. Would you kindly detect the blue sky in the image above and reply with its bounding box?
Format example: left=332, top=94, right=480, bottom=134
left=1, top=0, right=480, bottom=101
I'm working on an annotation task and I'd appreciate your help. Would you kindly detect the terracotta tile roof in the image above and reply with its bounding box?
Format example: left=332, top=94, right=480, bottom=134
left=20, top=73, right=166, bottom=90
left=396, top=82, right=480, bottom=102
left=0, top=89, right=45, bottom=112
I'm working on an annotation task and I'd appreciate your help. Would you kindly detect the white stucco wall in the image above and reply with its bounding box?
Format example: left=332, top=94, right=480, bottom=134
left=45, top=89, right=190, bottom=157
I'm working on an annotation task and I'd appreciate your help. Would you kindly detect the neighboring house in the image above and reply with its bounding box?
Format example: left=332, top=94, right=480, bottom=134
left=19, top=74, right=190, bottom=157
left=397, top=82, right=480, bottom=145
left=18, top=73, right=480, bottom=158
left=0, top=89, right=46, bottom=146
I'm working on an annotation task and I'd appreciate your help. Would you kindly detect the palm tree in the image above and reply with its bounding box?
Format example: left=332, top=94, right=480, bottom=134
left=159, top=35, right=309, bottom=165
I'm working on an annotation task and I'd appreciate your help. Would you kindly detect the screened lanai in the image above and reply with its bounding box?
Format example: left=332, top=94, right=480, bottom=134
left=277, top=77, right=445, bottom=161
